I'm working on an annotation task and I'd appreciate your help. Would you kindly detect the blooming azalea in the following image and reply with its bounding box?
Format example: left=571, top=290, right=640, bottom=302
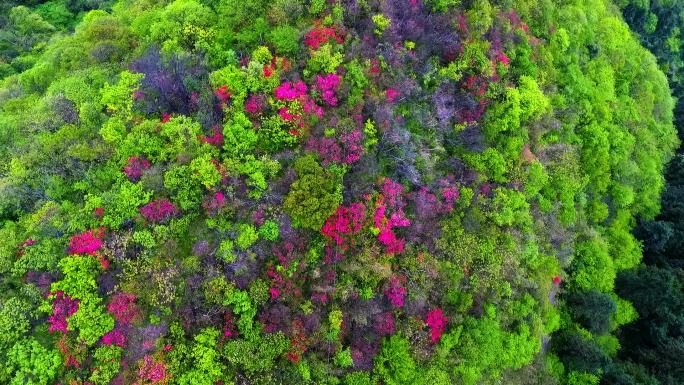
left=426, top=308, right=448, bottom=343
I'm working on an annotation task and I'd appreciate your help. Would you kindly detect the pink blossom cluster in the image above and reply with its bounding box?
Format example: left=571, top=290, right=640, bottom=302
left=374, top=179, right=410, bottom=254
left=385, top=88, right=400, bottom=103
left=108, top=292, right=139, bottom=325
left=316, top=74, right=341, bottom=106
left=321, top=203, right=366, bottom=246
left=68, top=229, right=104, bottom=255
left=274, top=81, right=308, bottom=101
left=140, top=198, right=179, bottom=223
left=441, top=185, right=460, bottom=210
left=124, top=156, right=151, bottom=182
left=495, top=51, right=510, bottom=67
left=48, top=291, right=79, bottom=333
left=412, top=182, right=460, bottom=217
left=102, top=328, right=127, bottom=347
left=385, top=275, right=407, bottom=308
left=375, top=203, right=410, bottom=254
left=244, top=94, right=265, bottom=115
left=425, top=308, right=448, bottom=343
left=136, top=355, right=168, bottom=384
left=16, top=238, right=36, bottom=257
left=306, top=127, right=363, bottom=165
left=278, top=107, right=301, bottom=123
left=302, top=97, right=324, bottom=118
left=340, top=128, right=364, bottom=164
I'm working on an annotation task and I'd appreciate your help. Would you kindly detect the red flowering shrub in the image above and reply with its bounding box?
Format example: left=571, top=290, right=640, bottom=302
left=305, top=25, right=344, bottom=49
left=425, top=308, right=448, bottom=343
left=306, top=126, right=364, bottom=165
left=48, top=291, right=79, bottom=333
left=124, top=156, right=151, bottom=182
left=139, top=199, right=179, bottom=223
left=199, top=126, right=224, bottom=146
left=215, top=85, right=231, bottom=103
left=108, top=292, right=140, bottom=325
left=68, top=228, right=104, bottom=255
left=223, top=311, right=237, bottom=338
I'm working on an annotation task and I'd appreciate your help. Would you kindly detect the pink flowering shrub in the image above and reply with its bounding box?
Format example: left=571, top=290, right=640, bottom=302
left=425, top=308, right=448, bottom=343
left=386, top=88, right=400, bottom=103
left=108, top=292, right=140, bottom=325
left=140, top=199, right=179, bottom=223
left=302, top=96, right=324, bottom=118
left=274, top=81, right=308, bottom=101
left=68, top=228, right=104, bottom=255
left=373, top=196, right=411, bottom=254
left=135, top=355, right=169, bottom=385
left=48, top=291, right=79, bottom=333
left=124, top=156, right=151, bottom=182
left=244, top=94, right=265, bottom=115
left=102, top=328, right=127, bottom=347
left=321, top=203, right=366, bottom=246
left=306, top=127, right=363, bottom=165
left=385, top=275, right=407, bottom=308
left=316, top=74, right=341, bottom=106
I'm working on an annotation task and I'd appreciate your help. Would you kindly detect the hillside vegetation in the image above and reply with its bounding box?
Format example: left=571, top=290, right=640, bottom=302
left=0, top=1, right=678, bottom=384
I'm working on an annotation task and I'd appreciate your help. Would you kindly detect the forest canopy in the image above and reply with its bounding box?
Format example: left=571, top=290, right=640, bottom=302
left=0, top=0, right=680, bottom=384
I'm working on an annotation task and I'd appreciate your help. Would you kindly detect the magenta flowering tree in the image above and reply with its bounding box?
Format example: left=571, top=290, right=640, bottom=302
left=321, top=203, right=366, bottom=248
left=135, top=355, right=169, bottom=385
left=139, top=198, right=180, bottom=223
left=274, top=81, right=308, bottom=101
left=315, top=73, right=341, bottom=106
left=48, top=291, right=79, bottom=333
left=102, top=328, right=127, bottom=347
left=68, top=228, right=104, bottom=255
left=425, top=308, right=448, bottom=343
left=124, top=156, right=151, bottom=182
left=108, top=292, right=140, bottom=325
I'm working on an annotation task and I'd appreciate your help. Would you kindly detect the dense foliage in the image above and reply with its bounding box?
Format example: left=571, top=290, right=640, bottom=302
left=0, top=0, right=679, bottom=384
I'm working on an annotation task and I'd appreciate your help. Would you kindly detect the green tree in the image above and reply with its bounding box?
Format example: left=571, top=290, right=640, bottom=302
left=284, top=155, right=342, bottom=230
